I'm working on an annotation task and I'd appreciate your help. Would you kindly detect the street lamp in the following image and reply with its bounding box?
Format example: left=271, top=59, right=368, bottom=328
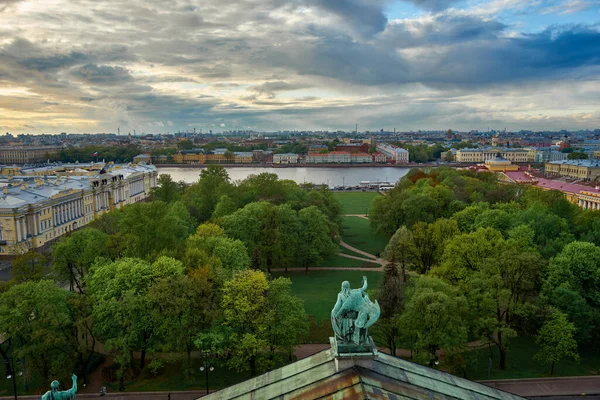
left=3, top=356, right=17, bottom=400
left=199, top=350, right=215, bottom=395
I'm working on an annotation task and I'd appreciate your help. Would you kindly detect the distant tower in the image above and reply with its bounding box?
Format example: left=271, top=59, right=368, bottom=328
left=118, top=126, right=120, bottom=135
left=355, top=124, right=358, bottom=134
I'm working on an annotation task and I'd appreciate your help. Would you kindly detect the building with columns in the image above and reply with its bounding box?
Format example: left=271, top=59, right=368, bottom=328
left=545, top=159, right=600, bottom=181
left=578, top=191, right=600, bottom=210
left=0, top=163, right=157, bottom=255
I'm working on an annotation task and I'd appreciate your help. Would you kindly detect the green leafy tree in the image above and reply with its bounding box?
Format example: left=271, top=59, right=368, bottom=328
left=542, top=241, right=600, bottom=342
left=52, top=228, right=110, bottom=293
left=400, top=276, right=469, bottom=366
left=410, top=219, right=458, bottom=275
left=177, top=139, right=194, bottom=150
left=567, top=152, right=588, bottom=160
left=383, top=226, right=414, bottom=282
left=213, top=195, right=238, bottom=218
left=466, top=232, right=544, bottom=370
left=296, top=206, right=338, bottom=271
left=224, top=150, right=235, bottom=163
left=374, top=266, right=404, bottom=356
left=183, top=165, right=232, bottom=221
left=535, top=308, right=579, bottom=375
left=265, top=277, right=308, bottom=363
left=0, top=281, right=74, bottom=381
left=116, top=201, right=194, bottom=261
left=150, top=174, right=183, bottom=203
left=88, top=257, right=185, bottom=378
left=11, top=251, right=47, bottom=283
left=148, top=269, right=216, bottom=371
left=221, top=270, right=270, bottom=376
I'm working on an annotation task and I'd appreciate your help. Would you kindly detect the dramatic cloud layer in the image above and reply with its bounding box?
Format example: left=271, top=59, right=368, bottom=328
left=0, top=0, right=599, bottom=133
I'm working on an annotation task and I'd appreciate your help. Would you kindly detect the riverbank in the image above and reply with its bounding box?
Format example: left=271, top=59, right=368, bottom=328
left=155, top=163, right=421, bottom=168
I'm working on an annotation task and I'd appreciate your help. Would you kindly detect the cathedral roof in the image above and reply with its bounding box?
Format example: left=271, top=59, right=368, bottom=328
left=201, top=344, right=526, bottom=400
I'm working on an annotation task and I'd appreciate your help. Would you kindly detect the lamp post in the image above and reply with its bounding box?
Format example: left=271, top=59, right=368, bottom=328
left=1, top=343, right=18, bottom=400
left=199, top=350, right=215, bottom=395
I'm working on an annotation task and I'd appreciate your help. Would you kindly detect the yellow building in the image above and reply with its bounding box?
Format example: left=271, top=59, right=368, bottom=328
left=233, top=152, right=253, bottom=163
left=545, top=160, right=600, bottom=181
left=0, top=146, right=63, bottom=164
left=456, top=148, right=529, bottom=163
left=174, top=151, right=206, bottom=164
left=484, top=154, right=519, bottom=172
left=0, top=163, right=157, bottom=255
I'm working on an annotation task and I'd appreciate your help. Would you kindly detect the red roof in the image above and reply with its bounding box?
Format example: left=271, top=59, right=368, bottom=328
left=505, top=171, right=600, bottom=195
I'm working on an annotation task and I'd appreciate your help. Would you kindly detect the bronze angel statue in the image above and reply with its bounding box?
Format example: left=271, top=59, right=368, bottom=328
left=331, top=276, right=380, bottom=345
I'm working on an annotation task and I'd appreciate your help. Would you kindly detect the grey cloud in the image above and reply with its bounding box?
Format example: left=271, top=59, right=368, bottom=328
left=249, top=81, right=308, bottom=98
left=0, top=0, right=21, bottom=12
left=0, top=0, right=599, bottom=133
left=381, top=15, right=507, bottom=48
left=402, top=0, right=462, bottom=11
left=309, top=0, right=388, bottom=35
left=72, top=64, right=133, bottom=84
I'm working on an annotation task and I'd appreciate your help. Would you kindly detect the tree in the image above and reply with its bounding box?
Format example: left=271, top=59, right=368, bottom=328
left=52, top=228, right=110, bottom=293
left=213, top=195, right=238, bottom=218
left=265, top=277, right=308, bottom=363
left=296, top=206, right=337, bottom=271
left=543, top=241, right=600, bottom=307
left=535, top=308, right=579, bottom=375
left=542, top=241, right=600, bottom=342
left=400, top=276, right=469, bottom=366
left=177, top=139, right=194, bottom=150
left=410, top=219, right=458, bottom=275
left=88, top=257, right=185, bottom=378
left=374, top=269, right=404, bottom=356
left=221, top=270, right=270, bottom=376
left=436, top=228, right=504, bottom=285
left=148, top=270, right=216, bottom=371
left=183, top=165, right=232, bottom=221
left=224, top=150, right=235, bottom=163
left=11, top=251, right=47, bottom=283
left=382, top=226, right=414, bottom=282
left=150, top=174, right=182, bottom=203
left=0, top=281, right=74, bottom=381
left=568, top=152, right=588, bottom=160
left=116, top=201, right=195, bottom=261
left=465, top=232, right=545, bottom=370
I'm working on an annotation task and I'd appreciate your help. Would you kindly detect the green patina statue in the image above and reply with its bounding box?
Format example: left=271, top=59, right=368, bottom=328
left=41, top=374, right=77, bottom=400
left=331, top=276, right=380, bottom=346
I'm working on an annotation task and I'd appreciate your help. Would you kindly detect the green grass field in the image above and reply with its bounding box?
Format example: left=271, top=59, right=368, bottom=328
left=464, top=335, right=600, bottom=380
left=332, top=192, right=381, bottom=214
left=340, top=216, right=388, bottom=256
left=272, top=270, right=382, bottom=322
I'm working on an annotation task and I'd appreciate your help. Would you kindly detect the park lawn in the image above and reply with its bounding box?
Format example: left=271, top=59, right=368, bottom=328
left=319, top=252, right=380, bottom=268
left=333, top=192, right=381, bottom=215
left=340, top=216, right=388, bottom=257
left=110, top=353, right=293, bottom=393
left=272, top=270, right=382, bottom=322
left=464, top=335, right=600, bottom=380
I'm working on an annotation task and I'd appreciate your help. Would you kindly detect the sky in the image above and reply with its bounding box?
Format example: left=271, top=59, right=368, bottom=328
left=0, top=0, right=599, bottom=134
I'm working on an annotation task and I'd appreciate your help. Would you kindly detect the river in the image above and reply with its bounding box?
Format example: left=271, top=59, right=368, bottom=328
left=157, top=166, right=411, bottom=187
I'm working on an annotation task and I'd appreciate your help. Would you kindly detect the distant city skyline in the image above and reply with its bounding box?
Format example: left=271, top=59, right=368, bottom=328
left=1, top=0, right=599, bottom=134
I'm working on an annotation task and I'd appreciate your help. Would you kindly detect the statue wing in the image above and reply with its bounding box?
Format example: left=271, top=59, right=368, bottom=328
left=363, top=300, right=380, bottom=330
